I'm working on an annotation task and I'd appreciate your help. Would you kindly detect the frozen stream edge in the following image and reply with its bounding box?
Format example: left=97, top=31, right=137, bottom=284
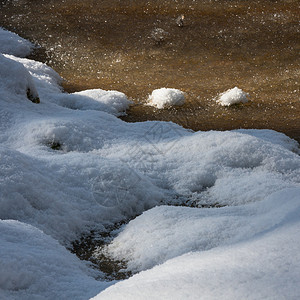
left=1, top=27, right=300, bottom=300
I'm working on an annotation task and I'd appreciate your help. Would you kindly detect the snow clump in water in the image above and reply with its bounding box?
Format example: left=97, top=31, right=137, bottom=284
left=216, top=87, right=249, bottom=106
left=148, top=88, right=185, bottom=109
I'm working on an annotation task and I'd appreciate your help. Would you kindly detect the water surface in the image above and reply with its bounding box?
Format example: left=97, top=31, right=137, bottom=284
left=1, top=0, right=299, bottom=141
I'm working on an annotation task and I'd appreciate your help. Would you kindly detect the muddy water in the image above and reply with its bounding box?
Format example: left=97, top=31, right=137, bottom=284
left=1, top=0, right=299, bottom=141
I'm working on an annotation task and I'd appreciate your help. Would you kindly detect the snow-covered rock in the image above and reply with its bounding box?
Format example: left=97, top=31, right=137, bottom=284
left=148, top=88, right=185, bottom=109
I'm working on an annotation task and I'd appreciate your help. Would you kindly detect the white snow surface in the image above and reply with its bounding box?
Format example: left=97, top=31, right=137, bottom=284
left=0, top=27, right=34, bottom=57
left=216, top=87, right=249, bottom=106
left=94, top=189, right=300, bottom=300
left=148, top=87, right=185, bottom=108
left=0, top=220, right=111, bottom=300
left=1, top=30, right=300, bottom=300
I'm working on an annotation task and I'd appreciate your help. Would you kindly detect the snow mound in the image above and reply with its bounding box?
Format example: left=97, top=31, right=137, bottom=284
left=0, top=220, right=109, bottom=299
left=54, top=89, right=131, bottom=116
left=0, top=54, right=39, bottom=103
left=148, top=88, right=185, bottom=109
left=216, top=87, right=249, bottom=106
left=94, top=190, right=300, bottom=300
left=8, top=55, right=63, bottom=95
left=0, top=27, right=34, bottom=57
left=7, top=56, right=130, bottom=116
left=100, top=188, right=300, bottom=273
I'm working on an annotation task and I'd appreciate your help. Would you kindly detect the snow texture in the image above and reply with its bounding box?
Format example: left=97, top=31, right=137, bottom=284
left=0, top=220, right=111, bottom=300
left=1, top=28, right=300, bottom=300
left=148, top=88, right=185, bottom=108
left=216, top=87, right=249, bottom=106
left=0, top=27, right=34, bottom=57
left=93, top=189, right=300, bottom=300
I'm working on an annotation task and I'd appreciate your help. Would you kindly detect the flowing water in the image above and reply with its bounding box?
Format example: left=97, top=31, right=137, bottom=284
left=1, top=0, right=299, bottom=141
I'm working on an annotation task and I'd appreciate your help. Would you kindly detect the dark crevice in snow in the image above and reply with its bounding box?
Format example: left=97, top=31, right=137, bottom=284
left=26, top=88, right=40, bottom=103
left=46, top=140, right=63, bottom=151
left=165, top=192, right=225, bottom=208
left=69, top=220, right=133, bottom=281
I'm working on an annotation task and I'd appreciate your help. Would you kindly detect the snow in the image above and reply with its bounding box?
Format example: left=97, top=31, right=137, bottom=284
left=216, top=87, right=249, bottom=106
left=147, top=88, right=185, bottom=109
left=0, top=220, right=111, bottom=300
left=0, top=54, right=39, bottom=103
left=98, top=188, right=300, bottom=274
left=1, top=28, right=300, bottom=300
left=0, top=27, right=34, bottom=57
left=93, top=190, right=300, bottom=300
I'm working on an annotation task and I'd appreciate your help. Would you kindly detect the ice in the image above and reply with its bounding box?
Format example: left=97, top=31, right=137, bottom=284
left=147, top=88, right=185, bottom=109
left=0, top=27, right=34, bottom=57
left=1, top=29, right=300, bottom=299
left=216, top=87, right=249, bottom=106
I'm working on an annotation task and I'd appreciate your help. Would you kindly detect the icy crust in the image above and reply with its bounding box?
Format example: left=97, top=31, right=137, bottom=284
left=0, top=27, right=34, bottom=57
left=93, top=189, right=300, bottom=300
left=0, top=220, right=110, bottom=300
left=216, top=87, right=249, bottom=106
left=148, top=88, right=185, bottom=109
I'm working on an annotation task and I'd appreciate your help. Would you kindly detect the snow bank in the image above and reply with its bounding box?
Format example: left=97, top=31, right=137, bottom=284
left=93, top=189, right=300, bottom=300
left=0, top=27, right=34, bottom=57
left=100, top=188, right=300, bottom=273
left=7, top=55, right=131, bottom=116
left=0, top=220, right=110, bottom=300
left=1, top=29, right=300, bottom=300
left=0, top=54, right=39, bottom=103
left=148, top=88, right=185, bottom=109
left=53, top=89, right=131, bottom=116
left=216, top=87, right=249, bottom=106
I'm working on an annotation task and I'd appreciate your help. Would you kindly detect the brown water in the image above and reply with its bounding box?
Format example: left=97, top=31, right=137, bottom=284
left=1, top=0, right=299, bottom=141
